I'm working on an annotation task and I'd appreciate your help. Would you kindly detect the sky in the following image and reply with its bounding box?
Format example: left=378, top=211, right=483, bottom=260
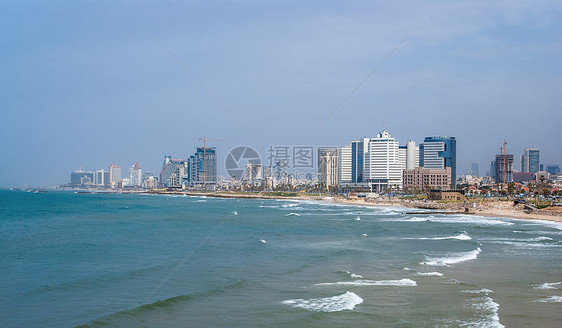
left=1, top=0, right=561, bottom=187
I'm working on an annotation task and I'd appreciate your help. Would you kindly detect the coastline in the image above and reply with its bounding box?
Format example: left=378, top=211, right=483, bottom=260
left=44, top=188, right=562, bottom=224
left=147, top=190, right=562, bottom=225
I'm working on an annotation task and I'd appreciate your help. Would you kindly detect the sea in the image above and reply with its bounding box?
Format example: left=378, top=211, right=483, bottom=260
left=0, top=189, right=561, bottom=327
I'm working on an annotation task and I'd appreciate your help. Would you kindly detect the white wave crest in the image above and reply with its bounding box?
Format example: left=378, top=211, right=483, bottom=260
left=465, top=296, right=504, bottom=328
left=395, top=217, right=431, bottom=222
left=316, top=278, right=417, bottom=287
left=259, top=239, right=266, bottom=244
left=534, top=296, right=562, bottom=303
left=282, top=291, right=363, bottom=312
left=533, top=282, right=561, bottom=290
left=232, top=211, right=238, bottom=216
left=461, top=289, right=493, bottom=294
left=421, top=248, right=481, bottom=266
left=416, top=272, right=443, bottom=277
left=345, top=271, right=363, bottom=279
left=430, top=216, right=514, bottom=226
left=285, top=213, right=300, bottom=217
left=413, top=232, right=472, bottom=241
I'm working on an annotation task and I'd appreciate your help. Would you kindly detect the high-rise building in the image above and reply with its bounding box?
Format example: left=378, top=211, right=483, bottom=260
left=318, top=147, right=339, bottom=191
left=470, top=162, right=479, bottom=176
left=399, top=140, right=420, bottom=170
left=70, top=170, right=93, bottom=186
left=93, top=169, right=109, bottom=186
left=160, top=157, right=185, bottom=187
left=363, top=130, right=402, bottom=192
left=521, top=148, right=540, bottom=173
left=109, top=164, right=121, bottom=188
left=420, top=136, right=457, bottom=188
left=187, top=147, right=217, bottom=187
left=129, top=162, right=142, bottom=187
left=351, top=139, right=367, bottom=183
left=546, top=165, right=560, bottom=175
left=338, top=145, right=352, bottom=185
left=494, top=154, right=514, bottom=184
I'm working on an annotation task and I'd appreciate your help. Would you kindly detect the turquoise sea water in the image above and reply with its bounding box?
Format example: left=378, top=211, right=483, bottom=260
left=0, top=190, right=561, bottom=327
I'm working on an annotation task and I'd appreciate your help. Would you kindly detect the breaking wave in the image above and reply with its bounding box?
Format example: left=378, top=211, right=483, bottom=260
left=533, top=282, right=560, bottom=290
left=282, top=291, right=363, bottom=312
left=534, top=296, right=562, bottom=303
left=316, top=278, right=417, bottom=287
left=421, top=248, right=481, bottom=266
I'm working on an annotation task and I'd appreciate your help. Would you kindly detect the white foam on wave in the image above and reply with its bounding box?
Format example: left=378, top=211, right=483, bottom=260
left=395, top=216, right=432, bottom=222
left=411, top=232, right=472, bottom=241
left=282, top=291, right=363, bottom=312
left=285, top=213, right=300, bottom=217
left=534, top=296, right=562, bottom=303
left=345, top=271, right=363, bottom=279
left=316, top=278, right=417, bottom=287
left=461, top=289, right=493, bottom=294
left=259, top=239, right=266, bottom=244
left=430, top=215, right=514, bottom=226
left=534, top=282, right=560, bottom=290
left=232, top=211, right=238, bottom=216
left=416, top=272, right=443, bottom=277
left=355, top=216, right=361, bottom=221
left=421, top=248, right=481, bottom=266
left=361, top=233, right=368, bottom=237
left=457, top=289, right=504, bottom=328
left=196, top=199, right=207, bottom=202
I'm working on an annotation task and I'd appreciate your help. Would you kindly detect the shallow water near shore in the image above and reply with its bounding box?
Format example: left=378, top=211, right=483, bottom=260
left=1, top=190, right=561, bottom=327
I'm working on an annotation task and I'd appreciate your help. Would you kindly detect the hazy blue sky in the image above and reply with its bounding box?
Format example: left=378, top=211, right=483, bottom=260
left=1, top=1, right=561, bottom=187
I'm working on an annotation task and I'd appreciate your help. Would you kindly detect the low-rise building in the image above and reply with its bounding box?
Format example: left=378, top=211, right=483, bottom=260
left=428, top=189, right=465, bottom=201
left=402, top=167, right=451, bottom=192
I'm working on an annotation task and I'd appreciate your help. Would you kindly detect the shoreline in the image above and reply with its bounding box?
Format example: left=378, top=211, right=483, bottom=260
left=24, top=188, right=562, bottom=224
left=148, top=190, right=562, bottom=225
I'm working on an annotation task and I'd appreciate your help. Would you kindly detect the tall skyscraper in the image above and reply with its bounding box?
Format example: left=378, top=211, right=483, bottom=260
left=363, top=130, right=402, bottom=191
left=129, top=162, right=142, bottom=187
left=109, top=164, right=121, bottom=188
left=338, top=145, right=352, bottom=185
left=494, top=154, right=514, bottom=184
left=420, top=136, right=457, bottom=188
left=188, top=147, right=217, bottom=186
left=470, top=162, right=479, bottom=176
left=351, top=139, right=367, bottom=183
left=521, top=148, right=540, bottom=173
left=399, top=140, right=420, bottom=170
left=318, top=147, right=339, bottom=191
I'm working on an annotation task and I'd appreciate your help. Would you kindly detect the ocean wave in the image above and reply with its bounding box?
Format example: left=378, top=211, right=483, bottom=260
left=345, top=271, right=363, bottom=279
left=416, top=272, right=443, bottom=277
left=81, top=280, right=246, bottom=324
left=460, top=288, right=493, bottom=294
left=282, top=291, right=363, bottom=312
left=410, top=232, right=472, bottom=241
left=464, top=296, right=504, bottom=328
left=429, top=216, right=514, bottom=226
left=534, top=296, right=562, bottom=303
left=394, top=216, right=432, bottom=222
left=533, top=282, right=561, bottom=290
left=259, top=239, right=267, bottom=244
left=421, top=248, right=481, bottom=266
left=285, top=213, right=300, bottom=217
left=316, top=278, right=417, bottom=287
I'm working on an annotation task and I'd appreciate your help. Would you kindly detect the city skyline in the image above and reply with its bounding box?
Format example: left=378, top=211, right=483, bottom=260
left=1, top=1, right=561, bottom=187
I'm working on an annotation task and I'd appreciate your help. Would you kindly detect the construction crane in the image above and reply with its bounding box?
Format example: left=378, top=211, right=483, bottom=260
left=199, top=137, right=223, bottom=189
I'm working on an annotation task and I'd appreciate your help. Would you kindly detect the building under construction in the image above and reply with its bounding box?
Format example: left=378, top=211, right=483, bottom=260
left=494, top=154, right=513, bottom=184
